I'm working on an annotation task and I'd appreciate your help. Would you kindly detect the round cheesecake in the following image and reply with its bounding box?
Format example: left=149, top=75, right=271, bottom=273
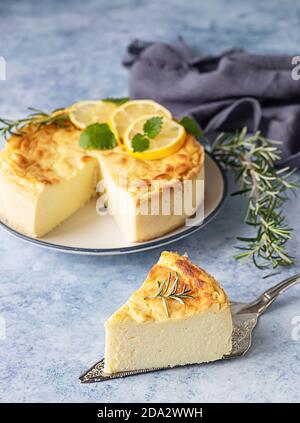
left=0, top=123, right=204, bottom=242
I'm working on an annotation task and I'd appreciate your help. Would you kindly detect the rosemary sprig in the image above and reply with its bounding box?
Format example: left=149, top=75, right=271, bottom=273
left=210, top=127, right=298, bottom=269
left=145, top=272, right=194, bottom=317
left=0, top=107, right=69, bottom=140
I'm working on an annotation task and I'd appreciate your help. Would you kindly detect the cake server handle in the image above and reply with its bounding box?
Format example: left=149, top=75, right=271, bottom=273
left=238, top=273, right=300, bottom=316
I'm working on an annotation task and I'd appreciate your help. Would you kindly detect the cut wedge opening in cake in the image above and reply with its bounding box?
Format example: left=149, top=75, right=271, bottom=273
left=104, top=251, right=232, bottom=374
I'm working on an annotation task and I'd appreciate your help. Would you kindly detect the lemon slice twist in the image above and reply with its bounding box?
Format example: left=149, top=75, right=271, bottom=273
left=68, top=100, right=118, bottom=130
left=110, top=99, right=172, bottom=144
left=124, top=115, right=186, bottom=160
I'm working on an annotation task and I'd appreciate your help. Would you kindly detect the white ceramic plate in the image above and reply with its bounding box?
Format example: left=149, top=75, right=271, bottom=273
left=0, top=153, right=227, bottom=255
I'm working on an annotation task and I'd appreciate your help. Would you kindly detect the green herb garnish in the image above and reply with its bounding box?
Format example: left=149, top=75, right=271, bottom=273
left=131, top=116, right=163, bottom=152
left=143, top=116, right=163, bottom=139
left=131, top=133, right=150, bottom=152
left=145, top=272, right=194, bottom=317
left=0, top=108, right=69, bottom=140
left=79, top=123, right=116, bottom=150
left=102, top=97, right=129, bottom=105
left=179, top=116, right=203, bottom=138
left=211, top=127, right=298, bottom=269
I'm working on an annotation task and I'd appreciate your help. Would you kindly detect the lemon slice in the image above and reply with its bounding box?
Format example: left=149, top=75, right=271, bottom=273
left=110, top=100, right=172, bottom=143
left=124, top=115, right=186, bottom=160
left=68, top=100, right=118, bottom=130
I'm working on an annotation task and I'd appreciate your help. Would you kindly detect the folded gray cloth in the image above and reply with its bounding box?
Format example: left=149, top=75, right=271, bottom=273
left=123, top=38, right=300, bottom=167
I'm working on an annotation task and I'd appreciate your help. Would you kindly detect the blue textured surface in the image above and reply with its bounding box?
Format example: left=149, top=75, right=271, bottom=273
left=0, top=0, right=300, bottom=403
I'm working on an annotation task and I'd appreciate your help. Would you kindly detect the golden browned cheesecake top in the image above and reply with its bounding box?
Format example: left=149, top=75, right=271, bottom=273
left=107, top=251, right=230, bottom=324
left=98, top=133, right=203, bottom=185
left=0, top=123, right=204, bottom=192
left=0, top=124, right=90, bottom=187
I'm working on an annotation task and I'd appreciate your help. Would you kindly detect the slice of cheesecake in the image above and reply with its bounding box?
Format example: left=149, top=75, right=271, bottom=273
left=104, top=251, right=232, bottom=374
left=0, top=123, right=204, bottom=241
left=0, top=124, right=98, bottom=237
left=92, top=134, right=204, bottom=242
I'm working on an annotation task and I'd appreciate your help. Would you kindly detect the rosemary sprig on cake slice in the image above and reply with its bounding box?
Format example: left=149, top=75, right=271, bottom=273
left=0, top=107, right=69, bottom=140
left=145, top=272, right=194, bottom=317
left=211, top=127, right=298, bottom=269
left=0, top=98, right=129, bottom=141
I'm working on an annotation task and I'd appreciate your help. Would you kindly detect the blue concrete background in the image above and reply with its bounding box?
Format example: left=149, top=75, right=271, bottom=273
left=0, top=0, right=299, bottom=402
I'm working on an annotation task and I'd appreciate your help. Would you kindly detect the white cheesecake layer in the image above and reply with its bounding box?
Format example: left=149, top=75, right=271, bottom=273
left=97, top=156, right=205, bottom=243
left=0, top=159, right=97, bottom=237
left=104, top=304, right=232, bottom=374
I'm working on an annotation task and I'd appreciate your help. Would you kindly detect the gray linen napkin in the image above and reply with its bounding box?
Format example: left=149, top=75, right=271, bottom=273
left=123, top=38, right=300, bottom=167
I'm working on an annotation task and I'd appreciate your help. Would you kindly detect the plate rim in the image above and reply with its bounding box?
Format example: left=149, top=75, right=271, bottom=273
left=0, top=152, right=227, bottom=255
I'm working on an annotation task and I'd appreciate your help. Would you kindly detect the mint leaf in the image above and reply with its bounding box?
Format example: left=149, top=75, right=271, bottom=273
left=102, top=97, right=129, bottom=105
left=131, top=133, right=150, bottom=152
left=179, top=116, right=203, bottom=138
left=130, top=116, right=163, bottom=153
left=143, top=116, right=163, bottom=139
left=79, top=123, right=116, bottom=150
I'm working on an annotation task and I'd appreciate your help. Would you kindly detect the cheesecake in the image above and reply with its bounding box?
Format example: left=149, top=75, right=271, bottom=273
left=94, top=134, right=204, bottom=242
left=0, top=123, right=204, bottom=242
left=0, top=124, right=99, bottom=237
left=104, top=251, right=232, bottom=373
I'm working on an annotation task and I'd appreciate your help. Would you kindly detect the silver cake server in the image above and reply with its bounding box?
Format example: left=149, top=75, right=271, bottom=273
left=80, top=273, right=300, bottom=383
